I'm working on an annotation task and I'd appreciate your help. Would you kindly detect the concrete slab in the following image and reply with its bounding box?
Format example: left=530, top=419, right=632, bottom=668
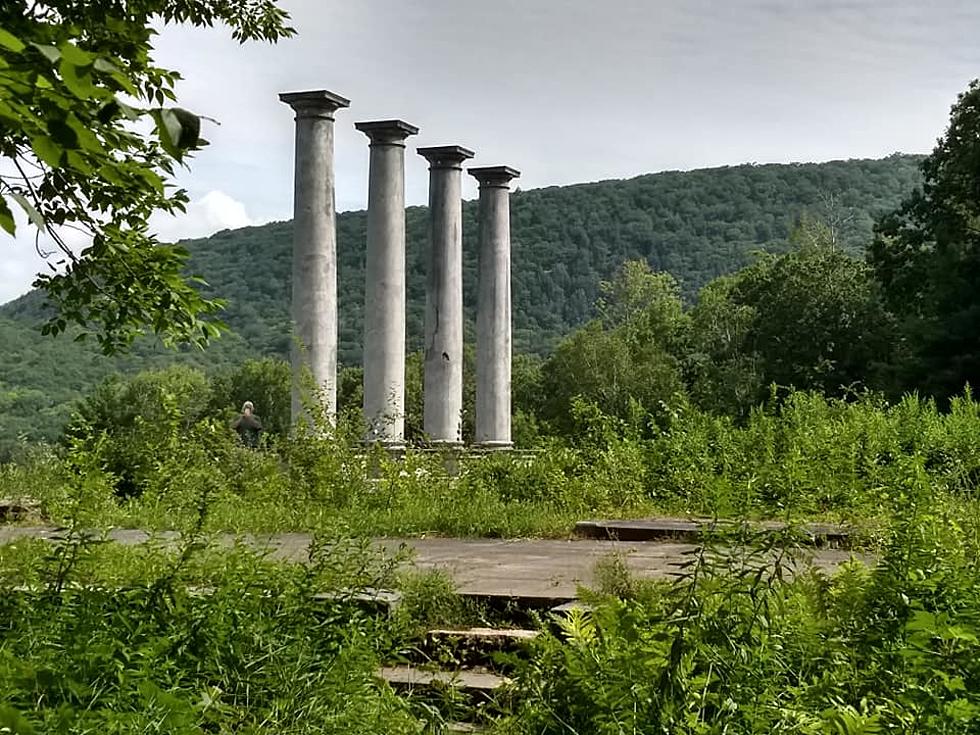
left=575, top=518, right=852, bottom=545
left=0, top=499, right=41, bottom=522
left=378, top=665, right=508, bottom=691
left=427, top=627, right=538, bottom=641
left=0, top=527, right=868, bottom=603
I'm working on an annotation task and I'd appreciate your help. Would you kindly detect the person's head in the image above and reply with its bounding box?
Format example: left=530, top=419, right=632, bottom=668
left=242, top=401, right=254, bottom=415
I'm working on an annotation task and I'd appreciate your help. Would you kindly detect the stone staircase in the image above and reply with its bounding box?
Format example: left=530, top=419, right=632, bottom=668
left=375, top=599, right=573, bottom=732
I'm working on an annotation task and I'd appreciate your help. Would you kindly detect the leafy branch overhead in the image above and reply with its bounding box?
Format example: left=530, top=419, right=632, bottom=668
left=0, top=1, right=293, bottom=353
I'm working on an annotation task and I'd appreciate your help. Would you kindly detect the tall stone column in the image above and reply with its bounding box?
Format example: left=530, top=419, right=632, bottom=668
left=279, top=90, right=350, bottom=425
left=418, top=145, right=474, bottom=445
left=469, top=166, right=520, bottom=449
left=356, top=120, right=419, bottom=446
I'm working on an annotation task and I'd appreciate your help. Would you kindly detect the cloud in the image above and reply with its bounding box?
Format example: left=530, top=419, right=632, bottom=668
left=0, top=205, right=81, bottom=305
left=0, top=190, right=258, bottom=306
left=149, top=190, right=258, bottom=243
left=0, top=242, right=47, bottom=304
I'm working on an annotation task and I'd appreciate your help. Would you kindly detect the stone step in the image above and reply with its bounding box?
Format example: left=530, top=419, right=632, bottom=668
left=549, top=600, right=594, bottom=616
left=0, top=498, right=40, bottom=523
left=426, top=627, right=538, bottom=642
left=417, top=626, right=540, bottom=669
left=574, top=518, right=852, bottom=546
left=378, top=665, right=509, bottom=692
left=312, top=587, right=402, bottom=614
left=446, top=723, right=488, bottom=733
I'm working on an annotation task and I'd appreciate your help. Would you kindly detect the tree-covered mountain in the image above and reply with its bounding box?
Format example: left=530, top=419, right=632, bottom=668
left=1, top=154, right=924, bottom=447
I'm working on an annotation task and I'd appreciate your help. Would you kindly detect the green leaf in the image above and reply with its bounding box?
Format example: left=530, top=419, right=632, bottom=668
left=30, top=135, right=63, bottom=167
left=60, top=58, right=99, bottom=99
left=31, top=43, right=60, bottom=63
left=0, top=196, right=15, bottom=235
left=66, top=150, right=95, bottom=176
left=171, top=107, right=201, bottom=148
left=116, top=98, right=139, bottom=121
left=0, top=703, right=37, bottom=734
left=92, top=57, right=118, bottom=74
left=10, top=191, right=45, bottom=229
left=66, top=114, right=103, bottom=153
left=58, top=41, right=92, bottom=67
left=94, top=56, right=140, bottom=97
left=154, top=107, right=184, bottom=155
left=0, top=27, right=25, bottom=53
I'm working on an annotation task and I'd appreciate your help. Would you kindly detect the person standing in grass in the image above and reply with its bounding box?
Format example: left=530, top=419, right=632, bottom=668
left=232, top=401, right=263, bottom=448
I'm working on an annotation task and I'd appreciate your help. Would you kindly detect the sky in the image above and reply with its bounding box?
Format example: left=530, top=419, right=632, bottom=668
left=3, top=0, right=980, bottom=303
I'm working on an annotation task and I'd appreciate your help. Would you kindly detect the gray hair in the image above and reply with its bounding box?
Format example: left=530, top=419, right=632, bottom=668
left=242, top=401, right=254, bottom=413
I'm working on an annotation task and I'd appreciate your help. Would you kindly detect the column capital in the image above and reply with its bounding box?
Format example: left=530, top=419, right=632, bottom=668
left=279, top=89, right=350, bottom=119
left=418, top=145, right=475, bottom=170
left=355, top=119, right=419, bottom=146
left=469, top=165, right=521, bottom=188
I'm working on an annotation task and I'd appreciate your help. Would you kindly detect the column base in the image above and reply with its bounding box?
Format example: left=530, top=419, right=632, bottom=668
left=425, top=439, right=465, bottom=451
left=362, top=439, right=406, bottom=453
left=473, top=440, right=514, bottom=452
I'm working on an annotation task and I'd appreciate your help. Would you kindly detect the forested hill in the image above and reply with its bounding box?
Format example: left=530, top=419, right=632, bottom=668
left=0, top=154, right=923, bottom=444
left=188, top=154, right=923, bottom=359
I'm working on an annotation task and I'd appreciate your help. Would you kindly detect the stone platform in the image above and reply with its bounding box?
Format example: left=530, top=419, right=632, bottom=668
left=574, top=517, right=852, bottom=546
left=0, top=527, right=867, bottom=603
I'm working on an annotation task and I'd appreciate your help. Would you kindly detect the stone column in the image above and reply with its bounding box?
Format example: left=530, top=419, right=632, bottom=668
left=279, top=90, right=350, bottom=425
left=355, top=120, right=419, bottom=447
left=469, top=166, right=520, bottom=449
left=418, top=145, right=475, bottom=445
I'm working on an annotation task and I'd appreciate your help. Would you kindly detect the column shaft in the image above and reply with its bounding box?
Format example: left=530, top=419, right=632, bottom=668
left=470, top=166, right=520, bottom=448
left=280, top=90, right=349, bottom=425
left=419, top=146, right=474, bottom=444
left=356, top=120, right=419, bottom=446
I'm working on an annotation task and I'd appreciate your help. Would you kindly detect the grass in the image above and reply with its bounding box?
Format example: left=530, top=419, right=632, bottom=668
left=2, top=390, right=979, bottom=543
left=2, top=394, right=980, bottom=732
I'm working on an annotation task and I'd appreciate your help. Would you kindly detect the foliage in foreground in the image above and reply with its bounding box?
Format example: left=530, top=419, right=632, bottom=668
left=505, top=488, right=980, bottom=733
left=5, top=384, right=980, bottom=537
left=0, top=0, right=292, bottom=352
left=1, top=462, right=978, bottom=733
left=0, top=531, right=425, bottom=733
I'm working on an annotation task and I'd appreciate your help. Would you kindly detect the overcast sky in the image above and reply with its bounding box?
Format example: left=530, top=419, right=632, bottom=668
left=3, top=0, right=980, bottom=303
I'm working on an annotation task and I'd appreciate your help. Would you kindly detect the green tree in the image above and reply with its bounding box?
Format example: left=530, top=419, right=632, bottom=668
left=685, top=273, right=763, bottom=417
left=208, top=358, right=291, bottom=439
left=66, top=364, right=213, bottom=495
left=541, top=261, right=688, bottom=433
left=739, top=226, right=893, bottom=397
left=0, top=1, right=293, bottom=353
left=870, top=79, right=980, bottom=400
left=681, top=216, right=896, bottom=417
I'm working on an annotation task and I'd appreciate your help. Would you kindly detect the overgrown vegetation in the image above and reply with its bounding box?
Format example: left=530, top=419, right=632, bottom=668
left=2, top=384, right=980, bottom=537
left=1, top=441, right=978, bottom=732
left=0, top=154, right=923, bottom=448
left=4, top=24, right=980, bottom=732
left=506, top=494, right=980, bottom=733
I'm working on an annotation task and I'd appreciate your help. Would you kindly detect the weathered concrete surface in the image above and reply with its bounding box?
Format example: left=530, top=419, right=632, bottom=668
left=575, top=518, right=853, bottom=546
left=0, top=528, right=866, bottom=602
left=280, top=90, right=350, bottom=424
left=379, top=665, right=508, bottom=691
left=0, top=498, right=40, bottom=522
left=469, top=166, right=520, bottom=449
left=419, top=146, right=474, bottom=445
left=357, top=120, right=419, bottom=448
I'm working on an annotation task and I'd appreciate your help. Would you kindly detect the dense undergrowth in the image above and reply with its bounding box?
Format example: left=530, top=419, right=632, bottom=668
left=503, top=490, right=980, bottom=733
left=0, top=532, right=425, bottom=732
left=3, top=390, right=980, bottom=537
left=3, top=390, right=980, bottom=732
left=0, top=464, right=978, bottom=732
